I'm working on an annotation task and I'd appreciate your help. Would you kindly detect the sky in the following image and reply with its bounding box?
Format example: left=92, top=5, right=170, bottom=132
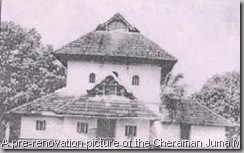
left=2, top=0, right=240, bottom=94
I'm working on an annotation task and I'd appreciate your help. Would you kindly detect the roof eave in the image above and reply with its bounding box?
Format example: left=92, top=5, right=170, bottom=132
left=9, top=111, right=158, bottom=120
left=52, top=52, right=177, bottom=67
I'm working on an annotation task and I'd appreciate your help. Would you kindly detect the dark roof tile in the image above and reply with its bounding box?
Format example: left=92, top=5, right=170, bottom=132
left=10, top=92, right=158, bottom=120
left=53, top=13, right=177, bottom=65
left=173, top=100, right=237, bottom=127
left=55, top=31, right=176, bottom=61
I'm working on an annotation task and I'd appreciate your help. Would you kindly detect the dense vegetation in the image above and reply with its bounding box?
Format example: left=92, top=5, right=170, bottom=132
left=161, top=71, right=240, bottom=143
left=192, top=71, right=240, bottom=123
left=191, top=71, right=240, bottom=141
left=0, top=21, right=66, bottom=140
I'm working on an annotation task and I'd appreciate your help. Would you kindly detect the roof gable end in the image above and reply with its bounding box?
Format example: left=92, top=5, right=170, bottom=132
left=96, top=13, right=140, bottom=32
left=87, top=74, right=136, bottom=100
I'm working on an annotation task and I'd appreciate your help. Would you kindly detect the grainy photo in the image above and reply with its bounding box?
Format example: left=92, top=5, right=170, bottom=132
left=0, top=0, right=240, bottom=150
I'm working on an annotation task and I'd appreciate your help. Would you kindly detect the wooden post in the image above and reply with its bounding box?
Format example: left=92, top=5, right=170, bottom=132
left=5, top=121, right=10, bottom=142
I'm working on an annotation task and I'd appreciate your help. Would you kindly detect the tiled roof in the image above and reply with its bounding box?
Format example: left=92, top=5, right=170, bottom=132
left=10, top=92, right=236, bottom=127
left=53, top=13, right=177, bottom=65
left=9, top=92, right=75, bottom=115
left=172, top=100, right=237, bottom=127
left=10, top=75, right=158, bottom=120
left=9, top=72, right=236, bottom=127
left=56, top=97, right=158, bottom=119
left=54, top=31, right=176, bottom=60
left=9, top=91, right=158, bottom=120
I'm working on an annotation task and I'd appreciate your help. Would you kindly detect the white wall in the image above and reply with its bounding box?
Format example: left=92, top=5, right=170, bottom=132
left=20, top=116, right=97, bottom=141
left=20, top=116, right=63, bottom=140
left=19, top=115, right=227, bottom=149
left=190, top=125, right=226, bottom=149
left=19, top=115, right=151, bottom=145
left=66, top=60, right=162, bottom=103
left=61, top=116, right=97, bottom=141
left=157, top=123, right=180, bottom=141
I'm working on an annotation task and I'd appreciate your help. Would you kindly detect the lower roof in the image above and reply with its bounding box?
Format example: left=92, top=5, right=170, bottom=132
left=9, top=87, right=237, bottom=127
left=9, top=91, right=158, bottom=120
left=160, top=99, right=238, bottom=127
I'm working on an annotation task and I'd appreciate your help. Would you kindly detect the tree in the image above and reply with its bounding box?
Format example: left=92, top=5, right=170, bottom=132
left=191, top=71, right=240, bottom=122
left=0, top=21, right=66, bottom=140
left=191, top=71, right=240, bottom=143
left=160, top=73, right=186, bottom=120
left=161, top=73, right=185, bottom=98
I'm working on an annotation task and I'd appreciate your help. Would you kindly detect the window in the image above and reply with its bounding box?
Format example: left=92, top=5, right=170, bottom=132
left=132, top=75, right=139, bottom=86
left=36, top=120, right=46, bottom=131
left=77, top=122, right=88, bottom=134
left=125, top=125, right=137, bottom=137
left=180, top=123, right=191, bottom=140
left=89, top=73, right=96, bottom=83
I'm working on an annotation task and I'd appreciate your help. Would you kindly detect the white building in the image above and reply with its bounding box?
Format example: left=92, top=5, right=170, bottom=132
left=8, top=13, right=237, bottom=149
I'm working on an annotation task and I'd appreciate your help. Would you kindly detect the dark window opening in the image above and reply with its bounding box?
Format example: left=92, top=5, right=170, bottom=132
left=132, top=75, right=139, bottom=86
left=180, top=123, right=191, bottom=140
left=125, top=125, right=137, bottom=137
left=77, top=122, right=88, bottom=134
left=36, top=120, right=46, bottom=131
left=89, top=73, right=96, bottom=83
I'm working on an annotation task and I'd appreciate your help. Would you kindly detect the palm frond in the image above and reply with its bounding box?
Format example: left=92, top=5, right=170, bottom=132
left=170, top=73, right=183, bottom=87
left=164, top=72, right=172, bottom=86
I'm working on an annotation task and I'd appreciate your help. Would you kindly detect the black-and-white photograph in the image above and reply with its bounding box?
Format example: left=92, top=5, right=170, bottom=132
left=0, top=0, right=240, bottom=150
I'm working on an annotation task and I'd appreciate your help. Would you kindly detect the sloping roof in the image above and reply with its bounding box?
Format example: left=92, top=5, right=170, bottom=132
left=10, top=74, right=158, bottom=120
left=171, top=100, right=237, bottom=127
left=56, top=97, right=157, bottom=119
left=9, top=92, right=157, bottom=120
left=10, top=93, right=237, bottom=127
left=9, top=91, right=76, bottom=115
left=10, top=73, right=236, bottom=127
left=53, top=13, right=177, bottom=66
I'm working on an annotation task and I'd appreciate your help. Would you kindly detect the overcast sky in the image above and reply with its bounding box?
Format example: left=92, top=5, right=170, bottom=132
left=2, top=0, right=240, bottom=94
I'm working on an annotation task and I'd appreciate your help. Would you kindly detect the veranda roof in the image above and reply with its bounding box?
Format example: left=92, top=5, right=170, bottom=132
left=9, top=91, right=158, bottom=120
left=160, top=99, right=238, bottom=127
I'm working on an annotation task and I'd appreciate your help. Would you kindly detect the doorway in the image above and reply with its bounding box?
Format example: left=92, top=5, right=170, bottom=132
left=97, top=119, right=116, bottom=139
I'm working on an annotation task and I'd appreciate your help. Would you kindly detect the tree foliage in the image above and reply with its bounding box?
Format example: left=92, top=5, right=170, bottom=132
left=0, top=21, right=66, bottom=115
left=191, top=71, right=240, bottom=122
left=160, top=73, right=186, bottom=120
left=191, top=71, right=240, bottom=144
left=161, top=73, right=186, bottom=98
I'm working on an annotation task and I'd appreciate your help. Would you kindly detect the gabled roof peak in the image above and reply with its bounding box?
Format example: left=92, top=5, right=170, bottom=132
left=95, top=13, right=140, bottom=32
left=111, top=12, right=125, bottom=20
left=87, top=74, right=136, bottom=100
